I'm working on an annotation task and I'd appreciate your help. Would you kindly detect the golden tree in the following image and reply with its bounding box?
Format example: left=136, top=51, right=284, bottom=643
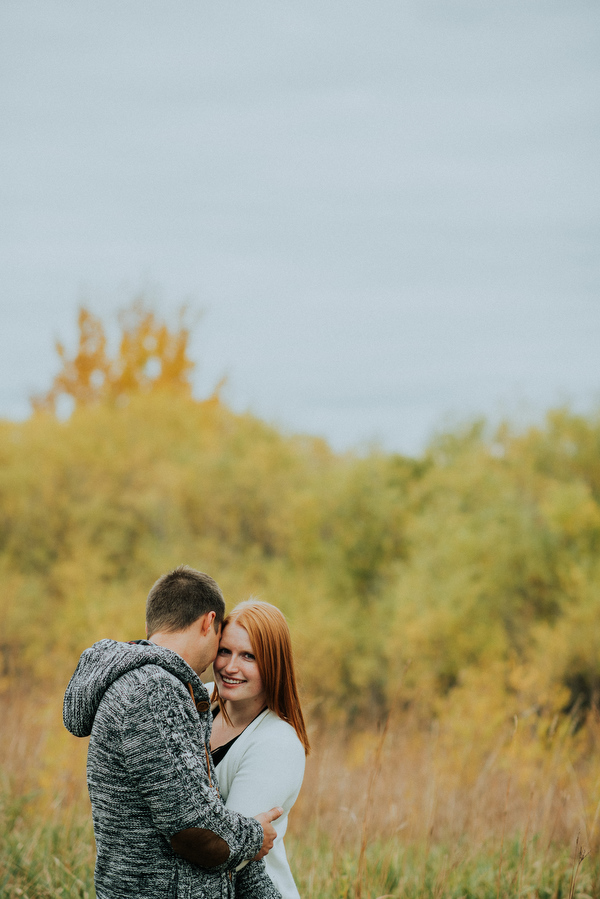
left=33, top=301, right=197, bottom=413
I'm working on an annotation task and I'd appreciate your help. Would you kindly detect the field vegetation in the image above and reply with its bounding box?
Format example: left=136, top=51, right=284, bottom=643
left=1, top=303, right=599, bottom=896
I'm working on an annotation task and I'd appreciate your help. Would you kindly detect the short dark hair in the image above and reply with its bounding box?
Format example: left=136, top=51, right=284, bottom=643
left=146, top=566, right=225, bottom=637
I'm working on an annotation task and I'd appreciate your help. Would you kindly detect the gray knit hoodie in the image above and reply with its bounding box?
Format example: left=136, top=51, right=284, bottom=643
left=63, top=639, right=282, bottom=899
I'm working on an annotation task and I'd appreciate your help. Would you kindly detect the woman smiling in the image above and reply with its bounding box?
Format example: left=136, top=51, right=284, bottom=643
left=207, top=600, right=309, bottom=899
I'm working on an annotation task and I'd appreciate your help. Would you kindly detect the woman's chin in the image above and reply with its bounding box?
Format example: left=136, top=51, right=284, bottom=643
left=218, top=682, right=245, bottom=699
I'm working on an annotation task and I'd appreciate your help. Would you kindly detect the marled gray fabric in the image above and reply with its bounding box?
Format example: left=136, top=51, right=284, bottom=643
left=64, top=639, right=282, bottom=899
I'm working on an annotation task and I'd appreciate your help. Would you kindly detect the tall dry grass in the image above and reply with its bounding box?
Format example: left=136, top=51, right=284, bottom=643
left=0, top=689, right=94, bottom=898
left=288, top=706, right=600, bottom=897
left=2, top=686, right=599, bottom=898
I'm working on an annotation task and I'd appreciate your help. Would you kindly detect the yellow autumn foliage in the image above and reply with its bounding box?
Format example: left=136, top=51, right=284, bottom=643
left=1, top=304, right=600, bottom=740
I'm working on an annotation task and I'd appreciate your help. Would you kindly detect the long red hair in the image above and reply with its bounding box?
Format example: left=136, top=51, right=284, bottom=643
left=213, top=600, right=310, bottom=755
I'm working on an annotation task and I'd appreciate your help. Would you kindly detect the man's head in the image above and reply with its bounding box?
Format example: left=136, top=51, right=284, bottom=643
left=146, top=566, right=225, bottom=675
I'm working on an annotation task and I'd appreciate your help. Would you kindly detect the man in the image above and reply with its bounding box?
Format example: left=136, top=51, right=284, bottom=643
left=63, top=565, right=283, bottom=899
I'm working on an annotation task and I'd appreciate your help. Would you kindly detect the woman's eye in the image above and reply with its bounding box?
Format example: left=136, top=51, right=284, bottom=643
left=243, top=653, right=255, bottom=661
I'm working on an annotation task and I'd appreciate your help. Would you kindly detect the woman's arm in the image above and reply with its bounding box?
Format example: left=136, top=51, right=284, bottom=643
left=222, top=720, right=306, bottom=821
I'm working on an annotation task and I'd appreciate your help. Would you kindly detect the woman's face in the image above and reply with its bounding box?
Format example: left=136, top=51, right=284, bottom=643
left=214, top=621, right=266, bottom=707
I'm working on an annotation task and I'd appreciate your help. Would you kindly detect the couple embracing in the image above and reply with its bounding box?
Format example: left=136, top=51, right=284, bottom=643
left=63, top=565, right=310, bottom=899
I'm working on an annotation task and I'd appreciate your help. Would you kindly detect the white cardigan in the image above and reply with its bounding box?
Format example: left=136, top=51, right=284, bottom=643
left=205, top=684, right=306, bottom=899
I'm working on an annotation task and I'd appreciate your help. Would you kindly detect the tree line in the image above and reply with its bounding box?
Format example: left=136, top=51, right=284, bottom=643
left=2, top=303, right=599, bottom=733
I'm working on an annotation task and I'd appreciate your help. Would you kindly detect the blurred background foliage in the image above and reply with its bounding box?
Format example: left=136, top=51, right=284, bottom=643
left=2, top=302, right=600, bottom=737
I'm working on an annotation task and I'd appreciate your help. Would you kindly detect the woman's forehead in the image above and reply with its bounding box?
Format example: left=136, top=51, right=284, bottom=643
left=220, top=619, right=253, bottom=649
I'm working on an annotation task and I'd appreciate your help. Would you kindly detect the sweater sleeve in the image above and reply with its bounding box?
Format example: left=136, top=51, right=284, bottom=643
left=224, top=721, right=306, bottom=820
left=120, top=668, right=264, bottom=870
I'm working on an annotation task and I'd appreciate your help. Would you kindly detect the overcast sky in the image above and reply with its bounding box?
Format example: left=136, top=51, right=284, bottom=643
left=1, top=0, right=599, bottom=454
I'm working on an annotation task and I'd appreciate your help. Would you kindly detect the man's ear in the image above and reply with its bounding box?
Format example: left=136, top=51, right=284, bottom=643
left=201, top=610, right=216, bottom=636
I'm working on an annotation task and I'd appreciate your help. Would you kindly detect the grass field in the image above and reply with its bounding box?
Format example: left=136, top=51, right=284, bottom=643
left=1, top=690, right=598, bottom=898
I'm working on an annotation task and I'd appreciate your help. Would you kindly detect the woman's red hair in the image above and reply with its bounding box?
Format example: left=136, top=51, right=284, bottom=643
left=213, top=599, right=310, bottom=755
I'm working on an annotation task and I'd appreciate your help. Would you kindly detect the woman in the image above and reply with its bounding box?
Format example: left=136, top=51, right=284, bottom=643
left=206, top=600, right=310, bottom=899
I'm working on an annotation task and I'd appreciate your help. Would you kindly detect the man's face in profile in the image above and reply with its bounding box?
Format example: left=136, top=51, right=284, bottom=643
left=183, top=616, right=222, bottom=676
left=204, top=620, right=221, bottom=671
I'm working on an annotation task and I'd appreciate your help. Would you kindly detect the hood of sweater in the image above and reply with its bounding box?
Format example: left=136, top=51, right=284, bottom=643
left=63, top=638, right=208, bottom=737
